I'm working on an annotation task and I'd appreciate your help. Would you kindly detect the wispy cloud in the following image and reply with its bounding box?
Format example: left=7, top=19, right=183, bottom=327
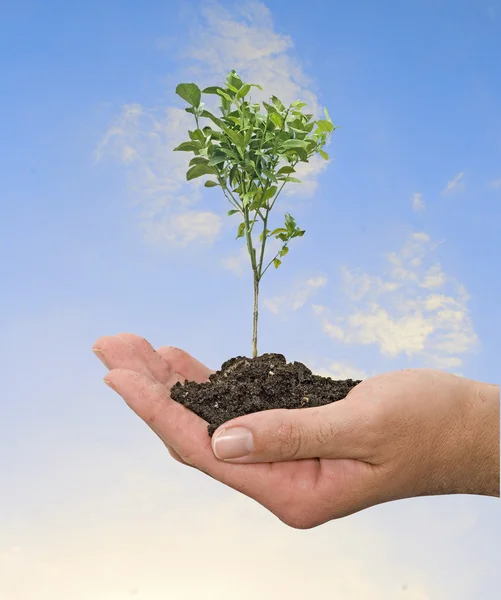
left=313, top=232, right=478, bottom=370
left=412, top=192, right=425, bottom=212
left=487, top=5, right=497, bottom=20
left=488, top=178, right=501, bottom=189
left=312, top=361, right=369, bottom=381
left=96, top=1, right=330, bottom=249
left=221, top=245, right=250, bottom=277
left=142, top=211, right=222, bottom=246
left=442, top=171, right=465, bottom=195
left=264, top=276, right=327, bottom=314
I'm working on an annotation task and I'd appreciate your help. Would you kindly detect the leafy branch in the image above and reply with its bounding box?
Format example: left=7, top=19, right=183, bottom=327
left=174, top=70, right=336, bottom=357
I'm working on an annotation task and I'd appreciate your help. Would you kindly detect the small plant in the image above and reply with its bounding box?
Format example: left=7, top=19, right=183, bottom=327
left=174, top=70, right=336, bottom=358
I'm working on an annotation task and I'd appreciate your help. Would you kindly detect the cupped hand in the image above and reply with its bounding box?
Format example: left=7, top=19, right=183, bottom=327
left=92, top=334, right=499, bottom=529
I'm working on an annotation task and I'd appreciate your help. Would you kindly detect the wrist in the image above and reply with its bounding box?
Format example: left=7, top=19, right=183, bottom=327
left=459, top=380, right=500, bottom=497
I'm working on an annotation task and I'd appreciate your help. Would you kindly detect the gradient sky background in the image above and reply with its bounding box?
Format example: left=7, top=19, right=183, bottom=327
left=1, top=0, right=500, bottom=598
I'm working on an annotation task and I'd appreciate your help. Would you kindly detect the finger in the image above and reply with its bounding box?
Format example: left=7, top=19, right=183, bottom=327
left=156, top=346, right=214, bottom=383
left=93, top=334, right=183, bottom=387
left=210, top=400, right=373, bottom=463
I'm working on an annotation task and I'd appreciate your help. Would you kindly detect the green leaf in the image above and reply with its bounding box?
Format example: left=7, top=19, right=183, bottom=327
left=217, top=89, right=234, bottom=103
left=189, top=129, right=205, bottom=143
left=263, top=185, right=277, bottom=201
left=285, top=213, right=296, bottom=232
left=277, top=166, right=295, bottom=175
left=207, top=153, right=227, bottom=166
left=262, top=101, right=278, bottom=114
left=262, top=169, right=278, bottom=183
left=316, top=119, right=334, bottom=133
left=204, top=128, right=221, bottom=141
left=287, top=119, right=307, bottom=133
left=319, top=149, right=329, bottom=161
left=236, top=222, right=246, bottom=239
left=279, top=246, right=289, bottom=257
left=175, top=83, right=201, bottom=108
left=229, top=164, right=239, bottom=186
left=284, top=147, right=308, bottom=161
left=204, top=180, right=219, bottom=187
left=236, top=84, right=251, bottom=99
left=273, top=258, right=282, bottom=269
left=271, top=228, right=287, bottom=236
left=173, top=141, right=200, bottom=152
left=291, top=100, right=307, bottom=109
left=221, top=125, right=245, bottom=148
left=270, top=112, right=283, bottom=128
left=227, top=71, right=243, bottom=90
left=200, top=110, right=224, bottom=128
left=280, top=139, right=310, bottom=150
left=278, top=177, right=302, bottom=183
left=243, top=125, right=254, bottom=147
left=324, top=107, right=331, bottom=121
left=218, top=147, right=239, bottom=160
left=227, top=209, right=239, bottom=216
left=186, top=163, right=217, bottom=181
left=202, top=86, right=223, bottom=95
left=241, top=192, right=254, bottom=208
left=271, top=96, right=286, bottom=112
left=189, top=156, right=209, bottom=166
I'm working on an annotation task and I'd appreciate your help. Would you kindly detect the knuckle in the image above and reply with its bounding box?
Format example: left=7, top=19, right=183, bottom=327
left=275, top=419, right=303, bottom=460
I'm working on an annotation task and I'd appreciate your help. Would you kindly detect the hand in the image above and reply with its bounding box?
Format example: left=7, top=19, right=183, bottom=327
left=92, top=333, right=500, bottom=529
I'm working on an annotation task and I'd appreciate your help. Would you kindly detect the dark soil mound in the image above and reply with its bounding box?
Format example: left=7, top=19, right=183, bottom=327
left=170, top=353, right=362, bottom=436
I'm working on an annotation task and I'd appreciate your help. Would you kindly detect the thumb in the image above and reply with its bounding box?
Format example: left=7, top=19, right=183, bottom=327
left=211, top=400, right=371, bottom=463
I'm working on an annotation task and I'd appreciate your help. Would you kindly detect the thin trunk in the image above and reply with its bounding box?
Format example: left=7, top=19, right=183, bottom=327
left=252, top=273, right=259, bottom=358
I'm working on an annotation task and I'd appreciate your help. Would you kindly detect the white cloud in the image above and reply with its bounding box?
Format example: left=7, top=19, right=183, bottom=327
left=185, top=3, right=321, bottom=115
left=221, top=245, right=250, bottom=277
left=264, top=276, right=327, bottom=314
left=283, top=154, right=330, bottom=198
left=95, top=104, right=222, bottom=246
left=184, top=2, right=329, bottom=199
left=142, top=211, right=222, bottom=246
left=313, top=361, right=369, bottom=381
left=488, top=178, right=501, bottom=189
left=313, top=232, right=478, bottom=369
left=412, top=192, right=425, bottom=212
left=442, top=171, right=465, bottom=194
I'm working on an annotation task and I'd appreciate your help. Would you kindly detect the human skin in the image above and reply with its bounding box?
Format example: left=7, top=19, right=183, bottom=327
left=92, top=333, right=500, bottom=530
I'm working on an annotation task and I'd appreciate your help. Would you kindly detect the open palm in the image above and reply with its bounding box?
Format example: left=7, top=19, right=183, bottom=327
left=93, top=333, right=387, bottom=528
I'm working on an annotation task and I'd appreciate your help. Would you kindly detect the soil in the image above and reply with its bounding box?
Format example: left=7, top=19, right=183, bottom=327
left=170, top=353, right=362, bottom=437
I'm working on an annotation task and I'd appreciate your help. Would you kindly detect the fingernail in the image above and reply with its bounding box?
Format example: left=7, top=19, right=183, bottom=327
left=212, top=426, right=254, bottom=460
left=92, top=348, right=109, bottom=368
left=103, top=378, right=116, bottom=392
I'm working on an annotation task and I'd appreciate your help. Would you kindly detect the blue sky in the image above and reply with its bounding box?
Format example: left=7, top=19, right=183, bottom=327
left=1, top=1, right=500, bottom=598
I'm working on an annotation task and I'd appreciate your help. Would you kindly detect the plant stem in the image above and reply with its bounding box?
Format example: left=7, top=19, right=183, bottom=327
left=252, top=272, right=259, bottom=358
left=243, top=206, right=259, bottom=357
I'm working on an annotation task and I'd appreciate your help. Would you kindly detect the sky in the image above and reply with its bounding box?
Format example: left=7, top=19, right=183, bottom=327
left=0, top=0, right=500, bottom=598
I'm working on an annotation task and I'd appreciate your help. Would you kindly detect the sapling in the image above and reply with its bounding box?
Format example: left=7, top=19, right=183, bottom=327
left=174, top=70, right=336, bottom=358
